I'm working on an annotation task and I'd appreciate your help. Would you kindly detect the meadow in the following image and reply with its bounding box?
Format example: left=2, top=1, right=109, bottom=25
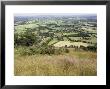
left=14, top=48, right=97, bottom=76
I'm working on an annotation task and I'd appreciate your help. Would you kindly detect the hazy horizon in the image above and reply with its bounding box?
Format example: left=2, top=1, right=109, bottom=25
left=14, top=13, right=97, bottom=17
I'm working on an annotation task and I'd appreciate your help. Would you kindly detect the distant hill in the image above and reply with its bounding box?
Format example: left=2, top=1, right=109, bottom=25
left=14, top=14, right=97, bottom=22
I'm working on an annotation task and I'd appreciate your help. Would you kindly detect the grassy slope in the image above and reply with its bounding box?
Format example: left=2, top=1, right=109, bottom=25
left=14, top=50, right=97, bottom=76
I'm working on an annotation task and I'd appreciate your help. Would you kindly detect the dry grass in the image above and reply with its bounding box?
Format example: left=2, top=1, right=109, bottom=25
left=14, top=50, right=97, bottom=76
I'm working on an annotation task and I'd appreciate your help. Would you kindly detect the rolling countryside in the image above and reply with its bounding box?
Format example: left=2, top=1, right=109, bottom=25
left=14, top=14, right=97, bottom=76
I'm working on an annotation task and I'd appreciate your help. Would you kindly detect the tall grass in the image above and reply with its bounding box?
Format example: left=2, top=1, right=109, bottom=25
left=14, top=49, right=97, bottom=76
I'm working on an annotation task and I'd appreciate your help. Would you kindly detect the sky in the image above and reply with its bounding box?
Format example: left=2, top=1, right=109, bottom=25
left=14, top=13, right=97, bottom=17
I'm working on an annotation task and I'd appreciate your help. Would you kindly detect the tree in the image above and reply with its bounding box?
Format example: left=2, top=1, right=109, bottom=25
left=14, top=30, right=37, bottom=46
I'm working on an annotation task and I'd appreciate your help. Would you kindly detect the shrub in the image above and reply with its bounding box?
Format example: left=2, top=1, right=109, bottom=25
left=19, top=47, right=32, bottom=56
left=87, top=46, right=97, bottom=52
left=64, top=48, right=69, bottom=53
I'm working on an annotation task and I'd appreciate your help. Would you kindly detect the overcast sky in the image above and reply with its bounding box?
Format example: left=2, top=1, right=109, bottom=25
left=14, top=13, right=97, bottom=17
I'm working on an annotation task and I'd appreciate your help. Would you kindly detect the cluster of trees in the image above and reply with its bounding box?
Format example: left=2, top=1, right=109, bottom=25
left=14, top=30, right=37, bottom=46
left=14, top=30, right=69, bottom=55
left=79, top=45, right=97, bottom=52
left=64, top=45, right=96, bottom=52
left=63, top=32, right=90, bottom=37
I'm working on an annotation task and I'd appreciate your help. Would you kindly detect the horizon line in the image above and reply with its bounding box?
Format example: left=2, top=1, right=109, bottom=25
left=14, top=13, right=97, bottom=17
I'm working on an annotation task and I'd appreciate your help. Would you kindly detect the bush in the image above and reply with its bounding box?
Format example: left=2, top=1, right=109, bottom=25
left=64, top=48, right=69, bottom=53
left=16, top=46, right=37, bottom=56
left=40, top=46, right=55, bottom=55
left=19, top=47, right=32, bottom=56
left=87, top=46, right=97, bottom=52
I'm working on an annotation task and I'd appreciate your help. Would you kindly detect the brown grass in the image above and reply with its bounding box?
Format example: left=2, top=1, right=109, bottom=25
left=14, top=50, right=97, bottom=76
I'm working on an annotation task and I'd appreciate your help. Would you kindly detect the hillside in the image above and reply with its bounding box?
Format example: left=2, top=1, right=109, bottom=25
left=14, top=14, right=97, bottom=76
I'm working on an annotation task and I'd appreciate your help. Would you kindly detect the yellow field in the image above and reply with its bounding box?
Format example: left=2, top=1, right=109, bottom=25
left=14, top=50, right=97, bottom=76
left=54, top=41, right=89, bottom=47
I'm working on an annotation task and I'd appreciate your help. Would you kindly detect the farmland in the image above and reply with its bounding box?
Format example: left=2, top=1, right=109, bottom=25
left=14, top=14, right=97, bottom=76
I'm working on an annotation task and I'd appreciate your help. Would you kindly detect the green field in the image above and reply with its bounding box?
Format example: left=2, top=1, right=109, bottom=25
left=15, top=24, right=39, bottom=34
